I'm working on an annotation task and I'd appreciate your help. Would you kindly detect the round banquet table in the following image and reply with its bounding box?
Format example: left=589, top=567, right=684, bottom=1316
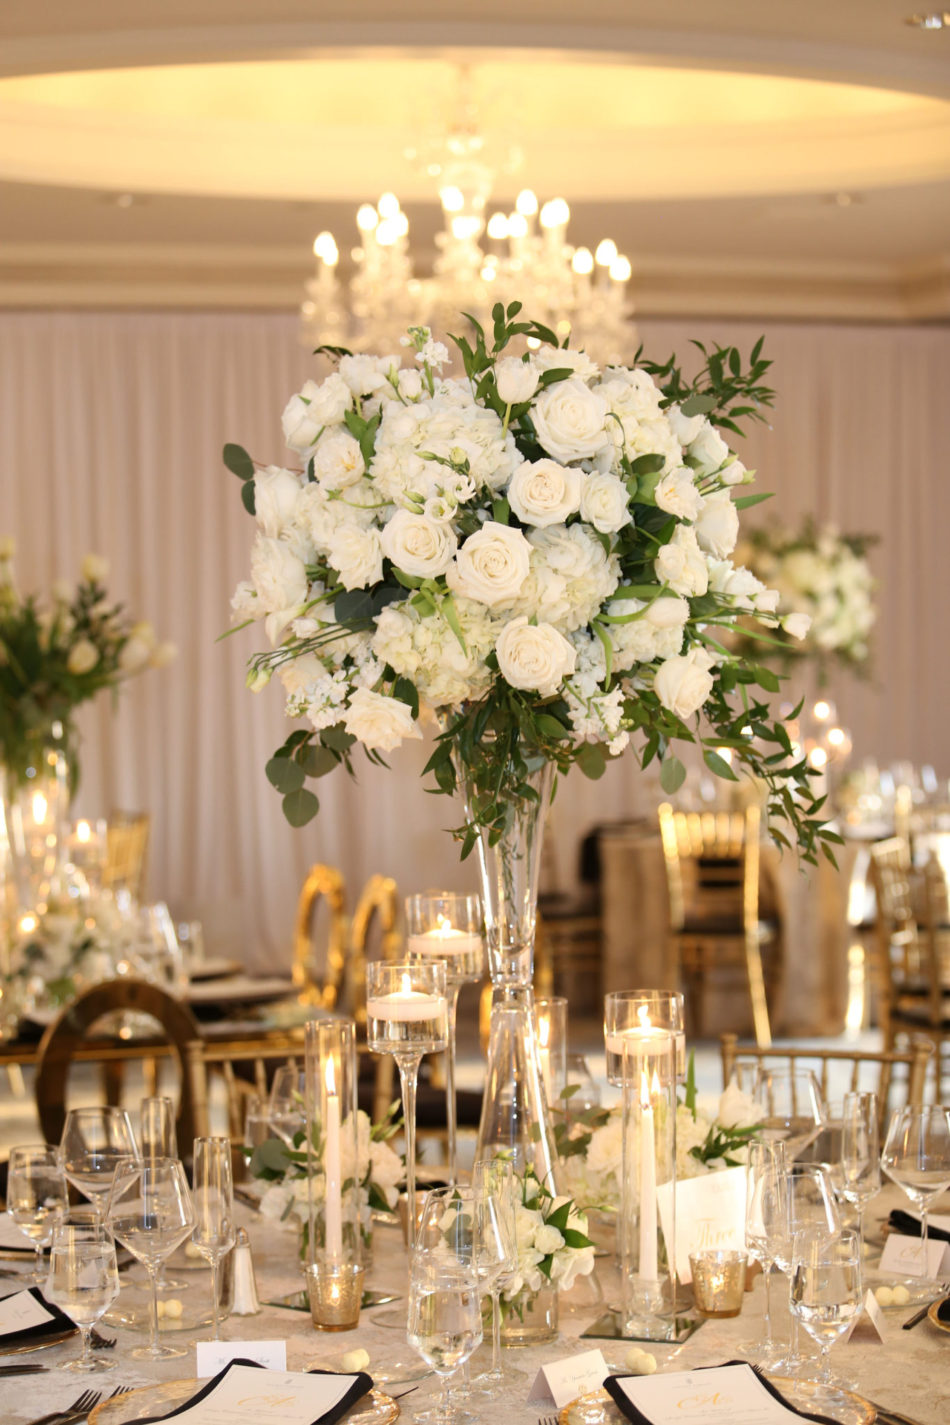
left=4, top=1190, right=948, bottom=1425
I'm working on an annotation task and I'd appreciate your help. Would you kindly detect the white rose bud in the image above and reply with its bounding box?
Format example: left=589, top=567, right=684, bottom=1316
left=343, top=688, right=422, bottom=753
left=783, top=612, right=812, bottom=640
left=654, top=525, right=708, bottom=597
left=693, top=489, right=739, bottom=558
left=67, top=638, right=99, bottom=675
left=656, top=467, right=703, bottom=522
left=687, top=422, right=731, bottom=475
left=719, top=459, right=747, bottom=486
left=254, top=465, right=302, bottom=537
left=507, top=458, right=582, bottom=528
left=495, top=355, right=540, bottom=405
left=447, top=523, right=532, bottom=607
left=380, top=509, right=457, bottom=579
left=654, top=646, right=716, bottom=720
left=495, top=616, right=576, bottom=697
left=579, top=472, right=631, bottom=535
left=531, top=378, right=609, bottom=464
left=81, top=554, right=109, bottom=585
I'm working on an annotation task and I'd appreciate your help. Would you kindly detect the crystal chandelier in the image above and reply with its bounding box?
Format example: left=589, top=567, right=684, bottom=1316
left=300, top=129, right=636, bottom=365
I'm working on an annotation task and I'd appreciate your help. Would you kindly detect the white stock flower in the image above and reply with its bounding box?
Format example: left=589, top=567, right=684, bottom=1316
left=327, top=525, right=383, bottom=590
left=654, top=525, right=708, bottom=597
left=67, top=638, right=99, bottom=675
left=688, top=421, right=731, bottom=475
left=81, top=554, right=109, bottom=584
left=380, top=509, right=457, bottom=579
left=694, top=490, right=739, bottom=558
left=656, top=467, right=703, bottom=522
left=495, top=355, right=540, bottom=405
left=654, top=646, right=716, bottom=720
left=254, top=466, right=301, bottom=538
left=507, top=459, right=582, bottom=528
left=343, top=688, right=421, bottom=753
left=579, top=472, right=631, bottom=534
left=783, top=611, right=812, bottom=640
left=495, top=616, right=576, bottom=696
left=282, top=374, right=351, bottom=451
left=531, top=379, right=609, bottom=464
left=312, top=432, right=365, bottom=490
left=448, top=523, right=532, bottom=607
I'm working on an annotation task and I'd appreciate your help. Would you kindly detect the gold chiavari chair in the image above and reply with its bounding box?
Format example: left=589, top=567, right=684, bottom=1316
left=292, top=863, right=348, bottom=1008
left=659, top=802, right=780, bottom=1047
left=104, top=812, right=150, bottom=900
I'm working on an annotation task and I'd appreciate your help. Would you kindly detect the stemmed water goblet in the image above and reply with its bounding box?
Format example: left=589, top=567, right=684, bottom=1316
left=7, top=1145, right=69, bottom=1282
left=366, top=960, right=448, bottom=1252
left=191, top=1137, right=236, bottom=1341
left=881, top=1105, right=950, bottom=1268
left=790, top=1228, right=862, bottom=1400
left=46, top=1219, right=119, bottom=1373
left=744, top=1139, right=788, bottom=1368
left=59, top=1107, right=139, bottom=1217
left=407, top=1251, right=483, bottom=1425
left=106, top=1156, right=196, bottom=1359
left=268, top=1065, right=307, bottom=1146
left=840, top=1091, right=880, bottom=1256
left=755, top=1067, right=826, bottom=1159
left=770, top=1164, right=841, bottom=1377
left=471, top=1159, right=522, bottom=1389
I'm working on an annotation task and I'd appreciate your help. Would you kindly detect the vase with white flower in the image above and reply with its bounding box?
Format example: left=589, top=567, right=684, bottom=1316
left=496, top=1166, right=596, bottom=1345
left=226, top=304, right=838, bottom=1186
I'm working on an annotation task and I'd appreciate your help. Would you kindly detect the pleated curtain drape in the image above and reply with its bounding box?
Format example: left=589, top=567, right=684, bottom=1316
left=1, top=311, right=948, bottom=970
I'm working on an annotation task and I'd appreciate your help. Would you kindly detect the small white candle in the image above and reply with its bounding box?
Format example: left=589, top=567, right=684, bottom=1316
left=323, top=1056, right=343, bottom=1259
left=605, top=1027, right=671, bottom=1055
left=366, top=991, right=446, bottom=1022
left=638, top=1067, right=659, bottom=1283
left=407, top=923, right=482, bottom=958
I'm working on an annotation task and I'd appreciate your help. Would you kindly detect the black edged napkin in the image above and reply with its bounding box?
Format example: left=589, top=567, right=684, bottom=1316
left=937, top=1296, right=950, bottom=1325
left=0, top=1287, right=77, bottom=1349
left=132, top=1358, right=374, bottom=1425
left=887, top=1210, right=950, bottom=1244
left=604, top=1361, right=839, bottom=1425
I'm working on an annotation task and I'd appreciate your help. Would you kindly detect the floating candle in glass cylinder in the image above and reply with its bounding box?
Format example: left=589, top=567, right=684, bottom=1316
left=604, top=990, right=686, bottom=1086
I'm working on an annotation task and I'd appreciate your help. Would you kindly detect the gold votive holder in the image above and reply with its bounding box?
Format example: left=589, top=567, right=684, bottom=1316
left=689, top=1250, right=747, bottom=1318
left=306, top=1261, right=364, bottom=1331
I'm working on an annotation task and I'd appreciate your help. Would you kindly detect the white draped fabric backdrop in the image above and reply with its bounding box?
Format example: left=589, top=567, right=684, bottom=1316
left=1, top=312, right=948, bottom=972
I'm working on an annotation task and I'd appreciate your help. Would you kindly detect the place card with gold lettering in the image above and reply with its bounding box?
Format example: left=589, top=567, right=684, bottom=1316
left=655, top=1167, right=747, bottom=1284
left=878, top=1231, right=950, bottom=1280
left=605, top=1363, right=837, bottom=1425
left=527, top=1348, right=609, bottom=1409
left=132, top=1360, right=372, bottom=1425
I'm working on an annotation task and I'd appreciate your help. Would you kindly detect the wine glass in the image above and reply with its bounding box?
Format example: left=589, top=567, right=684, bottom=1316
left=470, top=1160, right=521, bottom=1391
left=268, top=1064, right=306, bottom=1146
left=744, top=1139, right=788, bottom=1367
left=7, top=1145, right=68, bottom=1282
left=770, top=1164, right=841, bottom=1376
left=46, top=1220, right=119, bottom=1373
left=840, top=1092, right=881, bottom=1255
left=790, top=1229, right=862, bottom=1394
left=407, top=1251, right=483, bottom=1425
left=881, top=1105, right=950, bottom=1266
left=191, top=1137, right=236, bottom=1341
left=366, top=960, right=448, bottom=1251
left=59, top=1107, right=139, bottom=1216
left=106, top=1156, right=195, bottom=1359
left=755, top=1067, right=826, bottom=1158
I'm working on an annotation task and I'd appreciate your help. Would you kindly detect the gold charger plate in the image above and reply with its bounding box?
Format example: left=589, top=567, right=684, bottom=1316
left=558, top=1377, right=876, bottom=1425
left=926, top=1296, right=950, bottom=1334
left=0, top=1327, right=77, bottom=1356
left=88, top=1378, right=399, bottom=1424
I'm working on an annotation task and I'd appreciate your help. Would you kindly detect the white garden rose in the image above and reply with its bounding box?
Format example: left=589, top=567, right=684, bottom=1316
left=654, top=646, right=716, bottom=720
left=254, top=466, right=301, bottom=538
left=533, top=346, right=600, bottom=381
left=656, top=467, right=703, bottom=522
left=654, top=525, right=708, bottom=597
left=694, top=489, right=739, bottom=558
left=327, top=525, right=383, bottom=590
left=81, top=554, right=109, bottom=584
left=531, top=379, right=609, bottom=464
left=343, top=688, right=421, bottom=753
left=495, top=355, right=540, bottom=405
left=67, top=638, right=99, bottom=675
left=312, top=431, right=365, bottom=490
left=495, top=616, right=576, bottom=696
left=281, top=374, right=351, bottom=451
left=448, top=523, right=532, bottom=607
left=507, top=459, right=582, bottom=528
left=646, top=594, right=691, bottom=632
left=380, top=509, right=457, bottom=579
left=250, top=535, right=309, bottom=615
left=688, top=421, right=730, bottom=475
left=666, top=403, right=705, bottom=446
left=579, top=472, right=631, bottom=534
left=339, top=353, right=398, bottom=397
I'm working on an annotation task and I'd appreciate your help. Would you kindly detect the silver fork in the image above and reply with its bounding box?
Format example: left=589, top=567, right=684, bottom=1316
left=538, top=1416, right=559, bottom=1425
left=28, top=1389, right=102, bottom=1425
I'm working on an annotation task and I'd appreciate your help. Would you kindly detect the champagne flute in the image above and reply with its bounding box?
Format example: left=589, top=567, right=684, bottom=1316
left=881, top=1105, right=950, bottom=1267
left=59, top=1107, right=139, bottom=1216
left=471, top=1159, right=521, bottom=1389
left=106, top=1156, right=195, bottom=1359
left=408, top=1251, right=483, bottom=1425
left=840, top=1092, right=880, bottom=1255
left=46, top=1220, right=119, bottom=1373
left=7, top=1145, right=68, bottom=1282
left=268, top=1065, right=306, bottom=1146
left=191, top=1137, right=236, bottom=1341
left=755, top=1067, right=826, bottom=1159
left=744, top=1139, right=788, bottom=1368
left=790, top=1229, right=862, bottom=1394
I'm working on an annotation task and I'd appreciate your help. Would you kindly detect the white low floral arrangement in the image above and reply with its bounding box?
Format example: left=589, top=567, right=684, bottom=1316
left=12, top=890, right=136, bottom=1010
left=503, top=1167, right=596, bottom=1314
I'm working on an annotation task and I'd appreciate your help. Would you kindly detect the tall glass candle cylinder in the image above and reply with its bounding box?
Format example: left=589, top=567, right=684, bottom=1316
left=620, top=1029, right=676, bottom=1339
left=605, top=989, right=686, bottom=1086
left=534, top=996, right=567, bottom=1108
left=304, top=1019, right=360, bottom=1264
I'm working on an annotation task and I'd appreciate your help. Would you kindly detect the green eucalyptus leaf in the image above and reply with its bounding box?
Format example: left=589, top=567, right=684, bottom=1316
left=660, top=755, right=687, bottom=794
left=266, top=756, right=305, bottom=794
left=283, top=787, right=320, bottom=827
left=223, top=443, right=255, bottom=481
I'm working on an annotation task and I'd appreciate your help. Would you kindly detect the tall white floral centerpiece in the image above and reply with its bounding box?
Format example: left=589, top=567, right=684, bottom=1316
left=227, top=303, right=836, bottom=1188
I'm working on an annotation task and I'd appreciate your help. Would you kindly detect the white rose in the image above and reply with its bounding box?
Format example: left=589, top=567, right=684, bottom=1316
left=654, top=525, right=708, bottom=597
left=339, top=353, right=397, bottom=396
left=579, top=472, right=631, bottom=534
left=533, top=346, right=600, bottom=380
left=654, top=646, right=716, bottom=720
left=495, top=616, right=576, bottom=696
left=81, top=554, right=109, bottom=584
left=380, top=509, right=457, bottom=579
left=507, top=459, right=582, bottom=528
left=250, top=535, right=309, bottom=614
left=495, top=355, right=540, bottom=405
left=694, top=490, right=739, bottom=558
left=312, top=432, right=365, bottom=490
left=783, top=612, right=812, bottom=640
left=531, top=378, right=609, bottom=464
left=533, top=1223, right=565, bottom=1256
left=327, top=525, right=383, bottom=590
left=666, top=403, right=705, bottom=446
left=67, top=638, right=99, bottom=675
left=656, top=467, right=703, bottom=522
left=343, top=688, right=421, bottom=753
left=254, top=466, right=301, bottom=538
left=448, top=523, right=532, bottom=607
left=281, top=374, right=351, bottom=451
left=646, top=594, right=691, bottom=631
left=688, top=422, right=731, bottom=475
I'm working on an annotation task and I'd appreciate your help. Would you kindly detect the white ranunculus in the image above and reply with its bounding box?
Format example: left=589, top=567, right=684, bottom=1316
left=783, top=611, right=812, bottom=640
left=495, top=616, right=576, bottom=696
left=327, top=525, right=383, bottom=590
left=694, top=489, right=739, bottom=558
left=447, top=523, right=532, bottom=607
left=380, top=509, right=457, bottom=579
left=531, top=379, right=609, bottom=464
left=654, top=646, right=716, bottom=720
left=281, top=374, right=351, bottom=451
left=67, top=638, right=99, bottom=675
left=656, top=467, right=703, bottom=522
left=254, top=466, right=301, bottom=538
left=507, top=459, right=582, bottom=528
left=495, top=355, right=540, bottom=405
left=343, top=688, right=421, bottom=753
left=81, top=554, right=109, bottom=584
left=250, top=535, right=309, bottom=614
left=666, top=403, right=705, bottom=446
left=688, top=421, right=731, bottom=475
left=312, top=432, right=365, bottom=490
left=579, top=472, right=631, bottom=534
left=654, top=525, right=708, bottom=597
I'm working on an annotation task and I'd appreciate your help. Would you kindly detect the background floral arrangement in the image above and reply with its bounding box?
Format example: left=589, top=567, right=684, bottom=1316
left=227, top=303, right=835, bottom=864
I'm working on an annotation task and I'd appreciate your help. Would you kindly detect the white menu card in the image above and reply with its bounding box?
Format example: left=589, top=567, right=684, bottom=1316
left=607, top=1364, right=829, bottom=1425
left=137, top=1364, right=367, bottom=1425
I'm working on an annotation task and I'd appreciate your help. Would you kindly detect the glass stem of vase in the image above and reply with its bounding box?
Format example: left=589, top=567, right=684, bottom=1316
left=445, top=984, right=460, bottom=1187
left=397, top=1056, right=421, bottom=1253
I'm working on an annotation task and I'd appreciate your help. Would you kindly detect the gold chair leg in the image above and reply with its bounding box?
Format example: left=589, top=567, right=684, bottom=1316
left=744, top=934, right=772, bottom=1048
left=5, top=1064, right=25, bottom=1098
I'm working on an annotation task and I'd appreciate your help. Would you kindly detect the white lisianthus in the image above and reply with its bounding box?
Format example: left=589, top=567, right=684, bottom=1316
left=579, top=472, right=631, bottom=534
left=666, top=403, right=705, bottom=446
left=254, top=466, right=302, bottom=538
left=380, top=509, right=457, bottom=579
left=654, top=525, right=708, bottom=597
left=448, top=523, right=532, bottom=607
left=654, top=646, right=716, bottom=720
left=694, top=489, right=739, bottom=558
left=656, top=467, right=703, bottom=522
left=282, top=374, right=351, bottom=451
left=343, top=688, right=421, bottom=753
left=531, top=379, right=609, bottom=464
left=688, top=421, right=731, bottom=475
left=495, top=616, right=576, bottom=696
left=312, top=432, right=366, bottom=490
left=327, top=525, right=383, bottom=590
left=231, top=580, right=258, bottom=620
left=67, top=638, right=99, bottom=675
left=507, top=459, right=582, bottom=528
left=719, top=459, right=747, bottom=486
left=250, top=535, right=308, bottom=615
left=81, top=554, right=109, bottom=584
left=495, top=355, right=540, bottom=405
left=783, top=611, right=812, bottom=640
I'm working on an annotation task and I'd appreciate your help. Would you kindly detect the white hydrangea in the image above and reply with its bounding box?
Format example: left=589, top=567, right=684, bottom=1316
left=511, top=524, right=621, bottom=633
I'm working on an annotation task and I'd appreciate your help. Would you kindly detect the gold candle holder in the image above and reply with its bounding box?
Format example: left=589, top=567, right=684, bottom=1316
left=689, top=1250, right=747, bottom=1318
left=306, top=1261, right=364, bottom=1331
